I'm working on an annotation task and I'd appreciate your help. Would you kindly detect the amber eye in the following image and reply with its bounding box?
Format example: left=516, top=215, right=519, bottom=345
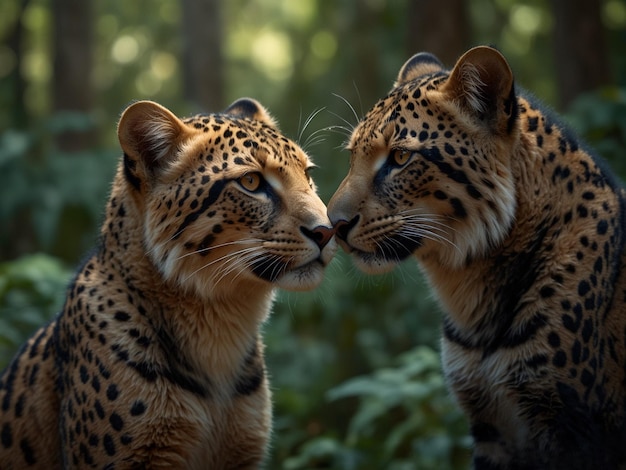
left=390, top=149, right=411, bottom=166
left=239, top=172, right=262, bottom=192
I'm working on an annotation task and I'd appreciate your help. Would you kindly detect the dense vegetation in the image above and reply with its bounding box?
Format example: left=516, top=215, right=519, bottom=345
left=1, top=1, right=625, bottom=468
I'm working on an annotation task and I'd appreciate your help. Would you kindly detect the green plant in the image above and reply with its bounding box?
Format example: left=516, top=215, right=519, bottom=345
left=0, top=114, right=118, bottom=261
left=567, top=86, right=626, bottom=176
left=281, top=346, right=470, bottom=470
left=0, top=253, right=71, bottom=368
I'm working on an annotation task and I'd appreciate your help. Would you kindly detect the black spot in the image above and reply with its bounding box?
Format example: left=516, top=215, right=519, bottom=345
left=581, top=369, right=594, bottom=387
left=106, top=384, right=119, bottom=401
left=26, top=362, right=39, bottom=387
left=136, top=336, right=151, bottom=348
left=1, top=343, right=26, bottom=411
left=434, top=190, right=448, bottom=200
left=450, top=198, right=467, bottom=218
left=95, top=400, right=105, bottom=420
left=103, top=434, right=116, bottom=456
left=562, top=314, right=580, bottom=333
left=540, top=286, right=555, bottom=298
left=79, top=365, right=89, bottom=384
left=525, top=353, right=548, bottom=369
left=553, top=350, right=567, bottom=367
left=548, top=332, right=561, bottom=348
left=593, top=257, right=603, bottom=274
left=197, top=234, right=216, bottom=255
left=114, top=311, right=130, bottom=322
left=234, top=368, right=264, bottom=396
left=571, top=340, right=581, bottom=364
left=109, top=412, right=124, bottom=432
left=14, top=393, right=24, bottom=418
left=130, top=400, right=146, bottom=416
left=578, top=280, right=591, bottom=296
left=20, top=438, right=36, bottom=465
left=1, top=422, right=12, bottom=448
left=466, top=185, right=482, bottom=199
left=597, top=220, right=608, bottom=235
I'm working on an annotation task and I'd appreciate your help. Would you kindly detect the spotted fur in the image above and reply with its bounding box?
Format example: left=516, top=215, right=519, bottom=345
left=0, top=98, right=336, bottom=469
left=328, top=46, right=626, bottom=469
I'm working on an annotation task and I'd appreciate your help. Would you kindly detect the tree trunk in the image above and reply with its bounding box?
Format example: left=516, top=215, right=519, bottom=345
left=406, top=0, right=471, bottom=67
left=51, top=0, right=95, bottom=151
left=549, top=0, right=611, bottom=109
left=6, top=0, right=31, bottom=129
left=180, top=0, right=224, bottom=112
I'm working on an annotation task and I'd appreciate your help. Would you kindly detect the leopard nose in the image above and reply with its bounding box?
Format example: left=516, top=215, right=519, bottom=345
left=301, top=225, right=335, bottom=249
left=333, top=216, right=359, bottom=241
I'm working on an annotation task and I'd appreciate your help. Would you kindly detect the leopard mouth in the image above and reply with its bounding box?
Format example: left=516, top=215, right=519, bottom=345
left=338, top=234, right=423, bottom=274
left=251, top=251, right=333, bottom=290
left=250, top=257, right=289, bottom=283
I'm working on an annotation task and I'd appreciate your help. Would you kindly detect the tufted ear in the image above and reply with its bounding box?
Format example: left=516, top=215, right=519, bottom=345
left=223, top=97, right=278, bottom=128
left=394, top=52, right=445, bottom=87
left=118, top=101, right=190, bottom=190
left=442, top=46, right=517, bottom=135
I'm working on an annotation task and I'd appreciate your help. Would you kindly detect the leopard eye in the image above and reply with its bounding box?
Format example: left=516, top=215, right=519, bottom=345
left=239, top=172, right=262, bottom=192
left=389, top=149, right=411, bottom=166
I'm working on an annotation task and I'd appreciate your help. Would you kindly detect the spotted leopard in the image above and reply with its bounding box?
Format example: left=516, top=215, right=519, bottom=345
left=328, top=46, right=626, bottom=469
left=0, top=98, right=336, bottom=469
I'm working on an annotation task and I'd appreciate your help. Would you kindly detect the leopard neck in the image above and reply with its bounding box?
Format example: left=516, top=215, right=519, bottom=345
left=421, top=96, right=625, bottom=344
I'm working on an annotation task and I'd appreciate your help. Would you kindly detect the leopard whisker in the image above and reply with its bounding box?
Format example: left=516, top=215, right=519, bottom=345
left=298, top=107, right=327, bottom=147
left=332, top=92, right=361, bottom=128
left=182, top=246, right=264, bottom=284
left=209, top=250, right=267, bottom=287
left=398, top=225, right=461, bottom=253
left=176, top=239, right=263, bottom=261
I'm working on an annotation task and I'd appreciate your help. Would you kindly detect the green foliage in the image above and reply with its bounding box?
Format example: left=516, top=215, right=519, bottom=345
left=0, top=112, right=117, bottom=260
left=281, top=346, right=470, bottom=470
left=566, top=86, right=626, bottom=175
left=0, top=253, right=70, bottom=368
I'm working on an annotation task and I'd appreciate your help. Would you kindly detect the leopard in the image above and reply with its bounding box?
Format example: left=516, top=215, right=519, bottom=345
left=0, top=97, right=336, bottom=469
left=328, top=45, right=626, bottom=469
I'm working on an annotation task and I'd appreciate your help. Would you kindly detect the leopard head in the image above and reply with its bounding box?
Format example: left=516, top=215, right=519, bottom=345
left=116, top=98, right=336, bottom=298
left=328, top=46, right=519, bottom=273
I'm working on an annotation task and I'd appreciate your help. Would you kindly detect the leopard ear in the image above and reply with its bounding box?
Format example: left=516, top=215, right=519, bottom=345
left=442, top=46, right=517, bottom=135
left=223, top=97, right=278, bottom=128
left=394, top=52, right=445, bottom=87
left=117, top=101, right=190, bottom=189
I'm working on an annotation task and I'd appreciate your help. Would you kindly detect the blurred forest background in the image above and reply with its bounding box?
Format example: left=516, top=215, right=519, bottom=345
left=0, top=0, right=625, bottom=468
